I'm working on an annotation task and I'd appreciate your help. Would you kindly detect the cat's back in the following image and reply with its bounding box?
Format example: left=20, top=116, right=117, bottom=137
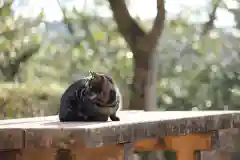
left=60, top=77, right=89, bottom=103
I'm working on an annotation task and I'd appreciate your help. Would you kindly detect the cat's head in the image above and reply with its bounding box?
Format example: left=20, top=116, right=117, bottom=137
left=87, top=71, right=116, bottom=106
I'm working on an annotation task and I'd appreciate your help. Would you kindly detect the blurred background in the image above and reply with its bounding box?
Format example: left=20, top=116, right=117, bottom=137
left=0, top=0, right=239, bottom=118
left=0, top=0, right=240, bottom=159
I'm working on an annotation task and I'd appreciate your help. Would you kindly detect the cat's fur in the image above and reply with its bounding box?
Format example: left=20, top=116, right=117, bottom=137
left=59, top=71, right=121, bottom=122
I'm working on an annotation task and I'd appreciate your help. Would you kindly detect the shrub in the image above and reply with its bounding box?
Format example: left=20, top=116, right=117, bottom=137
left=0, top=83, right=64, bottom=119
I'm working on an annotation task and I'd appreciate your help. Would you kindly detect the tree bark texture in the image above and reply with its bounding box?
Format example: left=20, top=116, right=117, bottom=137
left=108, top=0, right=165, bottom=110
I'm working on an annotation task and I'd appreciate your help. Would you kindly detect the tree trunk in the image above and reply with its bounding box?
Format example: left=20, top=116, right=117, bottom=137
left=129, top=49, right=159, bottom=111
left=129, top=52, right=151, bottom=110
left=108, top=0, right=165, bottom=159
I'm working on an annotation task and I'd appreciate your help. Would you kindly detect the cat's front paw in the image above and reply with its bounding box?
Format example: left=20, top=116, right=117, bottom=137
left=110, top=115, right=120, bottom=121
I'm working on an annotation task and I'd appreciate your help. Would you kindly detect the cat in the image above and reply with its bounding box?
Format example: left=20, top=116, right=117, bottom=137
left=59, top=71, right=121, bottom=122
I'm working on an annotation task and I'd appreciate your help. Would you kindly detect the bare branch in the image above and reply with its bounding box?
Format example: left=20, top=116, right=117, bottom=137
left=14, top=44, right=40, bottom=65
left=0, top=44, right=40, bottom=81
left=177, top=0, right=222, bottom=58
left=201, top=0, right=222, bottom=36
left=108, top=0, right=146, bottom=51
left=81, top=16, right=99, bottom=52
left=56, top=0, right=74, bottom=35
left=143, top=0, right=165, bottom=52
left=11, top=44, right=40, bottom=77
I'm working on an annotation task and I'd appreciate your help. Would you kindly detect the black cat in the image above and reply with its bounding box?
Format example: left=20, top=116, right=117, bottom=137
left=59, top=71, right=121, bottom=122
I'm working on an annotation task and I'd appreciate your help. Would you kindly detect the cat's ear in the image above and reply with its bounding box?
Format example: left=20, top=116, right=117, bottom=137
left=89, top=71, right=101, bottom=81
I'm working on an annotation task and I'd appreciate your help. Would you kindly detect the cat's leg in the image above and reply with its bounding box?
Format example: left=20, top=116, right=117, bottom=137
left=59, top=108, right=75, bottom=122
left=86, top=115, right=109, bottom=122
left=75, top=111, right=89, bottom=121
left=110, top=114, right=120, bottom=121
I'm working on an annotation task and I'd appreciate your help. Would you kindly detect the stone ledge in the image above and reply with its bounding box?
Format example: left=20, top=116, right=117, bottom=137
left=0, top=111, right=239, bottom=149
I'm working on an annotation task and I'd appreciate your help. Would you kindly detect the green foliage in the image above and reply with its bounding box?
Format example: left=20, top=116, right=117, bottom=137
left=0, top=83, right=63, bottom=119
left=0, top=0, right=43, bottom=81
left=0, top=0, right=240, bottom=120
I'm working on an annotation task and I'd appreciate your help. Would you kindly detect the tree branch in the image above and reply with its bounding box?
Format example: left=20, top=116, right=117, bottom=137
left=81, top=16, right=100, bottom=52
left=108, top=0, right=146, bottom=51
left=56, top=0, right=74, bottom=36
left=143, top=0, right=165, bottom=52
left=177, top=0, right=222, bottom=58
left=0, top=44, right=40, bottom=81
left=201, top=0, right=221, bottom=36
left=14, top=44, right=40, bottom=65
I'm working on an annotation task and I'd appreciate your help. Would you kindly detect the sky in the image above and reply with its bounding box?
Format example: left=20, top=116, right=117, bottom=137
left=12, top=0, right=239, bottom=28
